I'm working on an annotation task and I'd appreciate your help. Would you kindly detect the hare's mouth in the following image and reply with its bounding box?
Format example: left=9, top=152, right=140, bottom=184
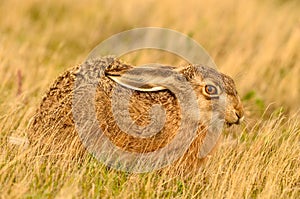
left=226, top=116, right=244, bottom=127
left=225, top=121, right=234, bottom=127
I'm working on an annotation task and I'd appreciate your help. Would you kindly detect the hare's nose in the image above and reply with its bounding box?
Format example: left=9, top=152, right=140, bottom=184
left=235, top=111, right=244, bottom=124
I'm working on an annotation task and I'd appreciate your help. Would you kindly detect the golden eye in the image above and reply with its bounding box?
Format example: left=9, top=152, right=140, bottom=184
left=204, top=85, right=218, bottom=95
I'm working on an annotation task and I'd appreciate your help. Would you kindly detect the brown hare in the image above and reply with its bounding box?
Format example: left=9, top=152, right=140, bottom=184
left=28, top=57, right=244, bottom=174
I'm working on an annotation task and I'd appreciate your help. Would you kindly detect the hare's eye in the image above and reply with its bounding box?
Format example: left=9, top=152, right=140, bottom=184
left=204, top=85, right=218, bottom=95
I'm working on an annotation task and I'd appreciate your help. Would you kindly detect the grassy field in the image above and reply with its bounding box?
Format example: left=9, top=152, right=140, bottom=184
left=0, top=0, right=299, bottom=198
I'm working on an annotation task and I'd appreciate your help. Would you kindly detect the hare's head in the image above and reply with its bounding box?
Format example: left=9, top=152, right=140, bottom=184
left=180, top=64, right=244, bottom=126
left=107, top=62, right=244, bottom=128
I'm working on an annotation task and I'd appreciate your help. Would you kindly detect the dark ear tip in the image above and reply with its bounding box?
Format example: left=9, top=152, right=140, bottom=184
left=105, top=71, right=121, bottom=76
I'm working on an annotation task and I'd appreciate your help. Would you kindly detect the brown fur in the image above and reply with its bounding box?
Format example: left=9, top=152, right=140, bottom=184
left=28, top=57, right=244, bottom=174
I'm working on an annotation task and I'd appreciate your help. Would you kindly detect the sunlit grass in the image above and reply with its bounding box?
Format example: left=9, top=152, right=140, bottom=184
left=0, top=0, right=299, bottom=198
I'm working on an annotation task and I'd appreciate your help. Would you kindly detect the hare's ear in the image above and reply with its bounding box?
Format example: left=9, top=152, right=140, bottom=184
left=106, top=69, right=167, bottom=92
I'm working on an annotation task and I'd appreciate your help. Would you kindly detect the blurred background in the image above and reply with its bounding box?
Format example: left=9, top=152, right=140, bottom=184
left=0, top=0, right=299, bottom=121
left=0, top=1, right=299, bottom=198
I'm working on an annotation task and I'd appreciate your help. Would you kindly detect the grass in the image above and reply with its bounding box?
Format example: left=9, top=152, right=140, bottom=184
left=0, top=0, right=299, bottom=198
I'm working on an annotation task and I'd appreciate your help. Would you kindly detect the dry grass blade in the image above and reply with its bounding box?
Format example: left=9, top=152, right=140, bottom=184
left=0, top=0, right=299, bottom=198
